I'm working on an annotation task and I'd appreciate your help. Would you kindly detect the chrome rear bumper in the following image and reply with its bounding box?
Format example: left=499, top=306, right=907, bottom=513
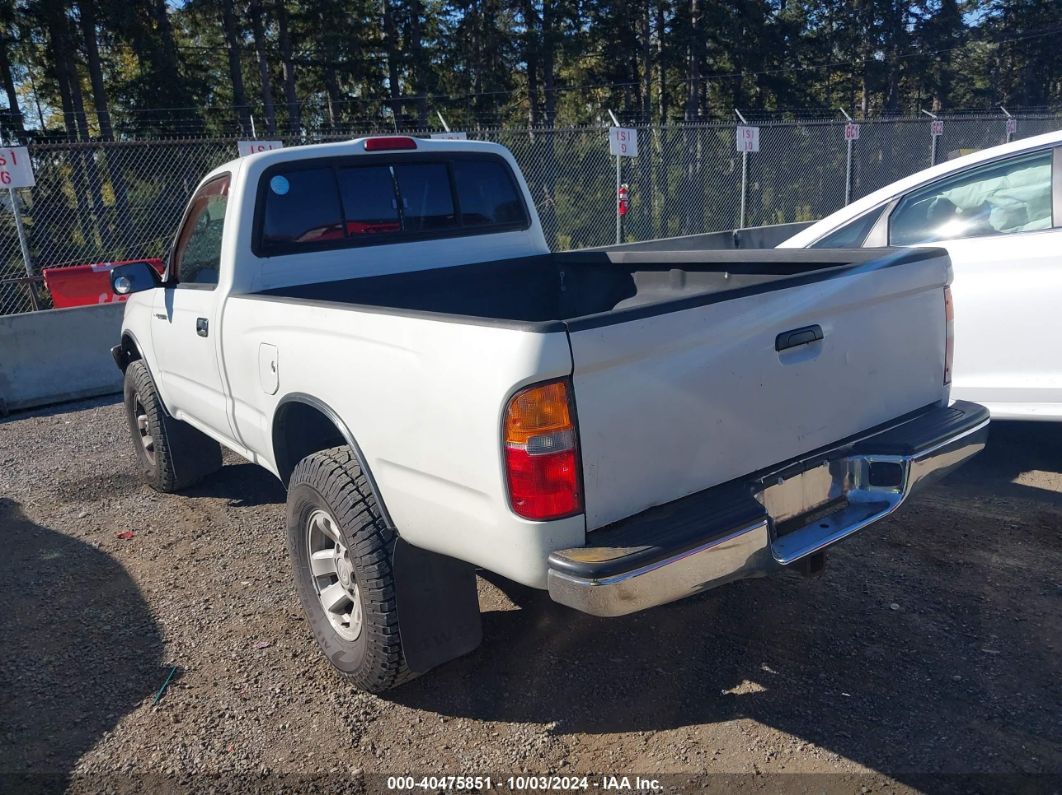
left=547, top=401, right=989, bottom=617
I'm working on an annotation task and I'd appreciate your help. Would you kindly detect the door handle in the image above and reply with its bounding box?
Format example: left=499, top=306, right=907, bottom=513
left=776, top=324, right=823, bottom=352
left=196, top=317, right=209, bottom=337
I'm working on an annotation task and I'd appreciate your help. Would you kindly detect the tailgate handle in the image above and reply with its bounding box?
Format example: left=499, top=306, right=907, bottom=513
left=776, top=324, right=823, bottom=352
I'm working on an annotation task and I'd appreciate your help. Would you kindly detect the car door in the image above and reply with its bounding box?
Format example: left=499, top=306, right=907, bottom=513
left=883, top=147, right=1061, bottom=418
left=151, top=173, right=236, bottom=440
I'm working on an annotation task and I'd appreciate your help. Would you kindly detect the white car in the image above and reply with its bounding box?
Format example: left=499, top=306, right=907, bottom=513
left=108, top=136, right=986, bottom=691
left=782, top=130, right=1062, bottom=421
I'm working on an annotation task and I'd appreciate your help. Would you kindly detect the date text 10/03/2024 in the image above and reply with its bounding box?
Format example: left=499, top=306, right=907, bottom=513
left=386, top=776, right=664, bottom=791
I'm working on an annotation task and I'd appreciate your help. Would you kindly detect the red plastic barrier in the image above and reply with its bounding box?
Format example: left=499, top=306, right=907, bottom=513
left=43, top=259, right=165, bottom=309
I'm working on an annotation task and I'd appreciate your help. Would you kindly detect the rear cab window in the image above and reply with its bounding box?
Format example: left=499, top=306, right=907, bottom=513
left=255, top=151, right=529, bottom=257
left=262, top=168, right=344, bottom=246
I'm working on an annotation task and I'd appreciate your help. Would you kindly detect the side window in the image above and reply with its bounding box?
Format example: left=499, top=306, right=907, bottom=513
left=811, top=204, right=886, bottom=249
left=889, top=151, right=1053, bottom=246
left=452, top=159, right=527, bottom=227
left=336, top=166, right=400, bottom=236
left=173, top=175, right=229, bottom=286
left=393, top=164, right=457, bottom=231
left=262, top=167, right=344, bottom=247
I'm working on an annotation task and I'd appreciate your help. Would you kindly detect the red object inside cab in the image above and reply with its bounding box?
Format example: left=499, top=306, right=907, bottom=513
left=44, top=258, right=165, bottom=309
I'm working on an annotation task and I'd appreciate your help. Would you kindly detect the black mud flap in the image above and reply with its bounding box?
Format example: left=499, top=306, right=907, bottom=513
left=393, top=539, right=483, bottom=674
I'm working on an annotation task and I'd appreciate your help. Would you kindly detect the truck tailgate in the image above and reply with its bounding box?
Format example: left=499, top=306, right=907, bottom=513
left=569, top=252, right=951, bottom=530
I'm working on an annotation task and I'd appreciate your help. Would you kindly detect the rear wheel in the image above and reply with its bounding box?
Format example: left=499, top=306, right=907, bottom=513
left=286, top=446, right=410, bottom=693
left=123, top=360, right=222, bottom=492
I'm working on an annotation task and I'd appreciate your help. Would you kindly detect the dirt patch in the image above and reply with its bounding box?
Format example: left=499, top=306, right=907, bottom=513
left=1, top=397, right=1060, bottom=792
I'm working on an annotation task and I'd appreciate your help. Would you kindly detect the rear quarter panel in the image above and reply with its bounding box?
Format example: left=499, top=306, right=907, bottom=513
left=219, top=296, right=583, bottom=588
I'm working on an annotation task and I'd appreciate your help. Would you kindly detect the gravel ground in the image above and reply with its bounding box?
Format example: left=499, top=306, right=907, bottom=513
left=1, top=396, right=1060, bottom=793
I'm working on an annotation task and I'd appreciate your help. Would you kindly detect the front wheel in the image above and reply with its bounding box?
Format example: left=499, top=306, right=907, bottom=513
left=123, top=360, right=221, bottom=492
left=285, top=446, right=410, bottom=692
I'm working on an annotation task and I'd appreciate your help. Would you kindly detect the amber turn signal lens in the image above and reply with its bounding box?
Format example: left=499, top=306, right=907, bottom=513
left=504, top=381, right=573, bottom=445
left=503, top=379, right=582, bottom=521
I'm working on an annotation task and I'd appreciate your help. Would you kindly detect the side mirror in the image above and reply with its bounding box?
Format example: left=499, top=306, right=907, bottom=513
left=111, top=262, right=160, bottom=296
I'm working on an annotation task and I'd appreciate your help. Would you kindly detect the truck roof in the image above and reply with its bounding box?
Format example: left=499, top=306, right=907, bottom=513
left=203, top=136, right=516, bottom=185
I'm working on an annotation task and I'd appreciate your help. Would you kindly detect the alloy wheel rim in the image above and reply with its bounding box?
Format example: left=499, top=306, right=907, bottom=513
left=306, top=508, right=363, bottom=641
left=134, top=397, right=156, bottom=465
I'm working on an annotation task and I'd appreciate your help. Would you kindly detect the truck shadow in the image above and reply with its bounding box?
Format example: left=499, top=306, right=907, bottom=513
left=0, top=499, right=166, bottom=788
left=388, top=422, right=1062, bottom=780
left=938, top=420, right=1062, bottom=508
left=183, top=459, right=286, bottom=507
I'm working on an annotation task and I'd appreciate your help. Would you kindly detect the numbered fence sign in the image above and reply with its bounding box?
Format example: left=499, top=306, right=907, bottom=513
left=844, top=123, right=860, bottom=141
left=736, top=125, right=760, bottom=153
left=930, top=120, right=944, bottom=137
left=0, top=147, right=34, bottom=188
left=237, top=140, right=284, bottom=157
left=430, top=131, right=468, bottom=140
left=608, top=127, right=639, bottom=157
left=1006, top=118, right=1018, bottom=134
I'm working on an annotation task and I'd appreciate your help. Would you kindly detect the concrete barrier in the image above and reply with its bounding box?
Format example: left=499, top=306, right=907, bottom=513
left=0, top=303, right=124, bottom=414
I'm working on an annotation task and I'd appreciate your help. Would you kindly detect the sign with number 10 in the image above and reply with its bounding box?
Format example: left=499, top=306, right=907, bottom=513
left=736, top=125, right=760, bottom=153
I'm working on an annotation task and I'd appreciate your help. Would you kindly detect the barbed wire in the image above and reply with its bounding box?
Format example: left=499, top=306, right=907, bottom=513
left=7, top=106, right=1060, bottom=143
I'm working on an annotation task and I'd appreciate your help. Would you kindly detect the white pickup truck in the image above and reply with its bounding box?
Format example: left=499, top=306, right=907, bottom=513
left=110, top=136, right=988, bottom=692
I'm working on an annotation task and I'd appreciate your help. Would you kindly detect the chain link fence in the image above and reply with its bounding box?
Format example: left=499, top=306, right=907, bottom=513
left=1, top=113, right=1058, bottom=316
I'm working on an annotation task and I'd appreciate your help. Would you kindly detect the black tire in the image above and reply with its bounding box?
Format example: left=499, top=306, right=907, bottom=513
left=286, top=445, right=410, bottom=693
left=123, top=359, right=222, bottom=493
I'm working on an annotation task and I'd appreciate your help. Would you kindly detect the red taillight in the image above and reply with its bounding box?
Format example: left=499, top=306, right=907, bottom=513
left=364, top=136, right=418, bottom=151
left=503, top=380, right=582, bottom=521
left=944, top=286, right=954, bottom=386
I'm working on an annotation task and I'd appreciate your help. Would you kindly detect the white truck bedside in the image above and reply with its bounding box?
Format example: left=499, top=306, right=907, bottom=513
left=109, top=136, right=988, bottom=692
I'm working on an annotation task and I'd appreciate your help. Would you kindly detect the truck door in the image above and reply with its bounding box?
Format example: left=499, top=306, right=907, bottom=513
left=151, top=173, right=235, bottom=440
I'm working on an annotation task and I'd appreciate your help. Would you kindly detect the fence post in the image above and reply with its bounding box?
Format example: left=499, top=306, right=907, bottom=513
left=739, top=151, right=748, bottom=228
left=839, top=109, right=854, bottom=205
left=608, top=110, right=622, bottom=244
left=845, top=138, right=853, bottom=205
left=922, top=109, right=940, bottom=167
left=9, top=188, right=40, bottom=311
left=735, top=110, right=750, bottom=229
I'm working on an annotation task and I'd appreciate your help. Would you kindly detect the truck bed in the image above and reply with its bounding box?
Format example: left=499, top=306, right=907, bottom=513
left=255, top=244, right=951, bottom=534
left=258, top=248, right=939, bottom=329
